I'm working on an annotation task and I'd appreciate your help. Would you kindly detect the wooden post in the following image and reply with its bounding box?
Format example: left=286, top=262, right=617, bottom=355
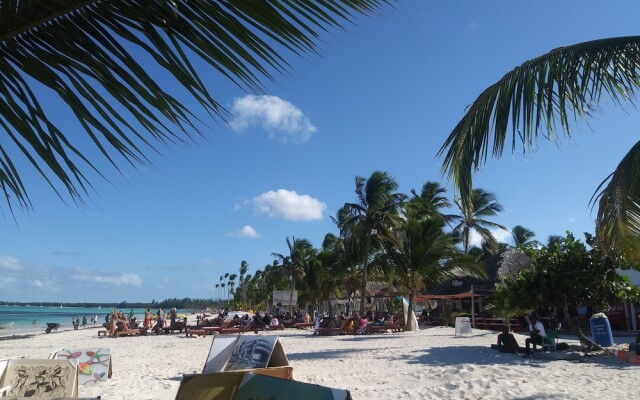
left=471, top=285, right=475, bottom=328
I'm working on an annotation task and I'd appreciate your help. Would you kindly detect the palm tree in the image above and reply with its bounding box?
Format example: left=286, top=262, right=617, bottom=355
left=272, top=237, right=312, bottom=313
left=409, top=181, right=453, bottom=221
left=546, top=235, right=566, bottom=251
left=0, top=1, right=388, bottom=213
left=438, top=36, right=640, bottom=261
left=451, top=188, right=507, bottom=253
left=340, top=171, right=406, bottom=315
left=511, top=225, right=540, bottom=249
left=239, top=260, right=249, bottom=306
left=228, top=274, right=238, bottom=303
left=219, top=275, right=224, bottom=301
left=221, top=283, right=226, bottom=303
left=215, top=283, right=220, bottom=300
left=379, top=213, right=484, bottom=331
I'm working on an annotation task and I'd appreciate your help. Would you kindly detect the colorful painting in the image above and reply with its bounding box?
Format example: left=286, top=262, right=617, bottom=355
left=55, top=348, right=112, bottom=385
left=0, top=358, right=78, bottom=398
left=203, top=335, right=289, bottom=373
left=234, top=373, right=352, bottom=400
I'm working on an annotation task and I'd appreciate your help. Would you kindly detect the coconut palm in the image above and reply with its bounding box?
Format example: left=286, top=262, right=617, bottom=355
left=339, top=171, right=406, bottom=315
left=215, top=283, right=220, bottom=300
left=272, top=237, right=312, bottom=313
left=438, top=36, right=640, bottom=261
left=451, top=188, right=507, bottom=253
left=0, top=1, right=387, bottom=213
left=239, top=260, right=249, bottom=305
left=228, top=273, right=238, bottom=302
left=379, top=213, right=484, bottom=331
left=511, top=225, right=540, bottom=249
left=409, top=181, right=453, bottom=221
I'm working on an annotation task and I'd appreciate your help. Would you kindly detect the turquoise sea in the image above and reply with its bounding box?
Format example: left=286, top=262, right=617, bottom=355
left=0, top=305, right=186, bottom=337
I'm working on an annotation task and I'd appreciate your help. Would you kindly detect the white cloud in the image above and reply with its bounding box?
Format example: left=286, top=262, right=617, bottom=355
left=468, top=227, right=512, bottom=248
left=227, top=225, right=260, bottom=238
left=229, top=95, right=316, bottom=143
left=0, top=276, right=16, bottom=288
left=247, top=189, right=326, bottom=221
left=71, top=271, right=143, bottom=287
left=0, top=256, right=22, bottom=271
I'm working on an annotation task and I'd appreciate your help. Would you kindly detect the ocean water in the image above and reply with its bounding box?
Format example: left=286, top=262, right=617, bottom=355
left=0, top=305, right=164, bottom=337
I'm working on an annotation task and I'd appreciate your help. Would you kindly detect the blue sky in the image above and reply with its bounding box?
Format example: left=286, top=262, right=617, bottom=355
left=2, top=1, right=640, bottom=302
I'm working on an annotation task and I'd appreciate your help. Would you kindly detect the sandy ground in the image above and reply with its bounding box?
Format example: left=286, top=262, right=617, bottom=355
left=0, top=324, right=637, bottom=399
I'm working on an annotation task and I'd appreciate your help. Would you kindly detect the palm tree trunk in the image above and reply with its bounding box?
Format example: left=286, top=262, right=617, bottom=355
left=406, top=288, right=417, bottom=331
left=359, top=238, right=371, bottom=316
left=289, top=280, right=295, bottom=314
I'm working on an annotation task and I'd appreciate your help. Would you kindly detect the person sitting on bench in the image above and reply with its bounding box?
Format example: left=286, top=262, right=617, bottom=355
left=523, top=314, right=546, bottom=358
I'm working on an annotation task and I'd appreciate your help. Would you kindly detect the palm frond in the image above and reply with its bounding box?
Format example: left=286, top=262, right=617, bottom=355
left=0, top=0, right=389, bottom=211
left=438, top=36, right=640, bottom=200
left=592, top=140, right=640, bottom=260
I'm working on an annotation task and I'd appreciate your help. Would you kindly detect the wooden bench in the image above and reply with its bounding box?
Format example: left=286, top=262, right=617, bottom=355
left=186, top=329, right=206, bottom=337
left=98, top=330, right=108, bottom=337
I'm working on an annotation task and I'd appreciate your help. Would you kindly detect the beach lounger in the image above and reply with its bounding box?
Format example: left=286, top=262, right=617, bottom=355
left=186, top=329, right=207, bottom=337
left=114, top=329, right=140, bottom=338
left=294, top=322, right=314, bottom=329
left=266, top=323, right=284, bottom=331
left=220, top=321, right=257, bottom=334
left=315, top=327, right=349, bottom=335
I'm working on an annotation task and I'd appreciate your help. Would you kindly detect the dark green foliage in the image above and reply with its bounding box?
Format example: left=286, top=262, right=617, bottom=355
left=493, top=232, right=640, bottom=328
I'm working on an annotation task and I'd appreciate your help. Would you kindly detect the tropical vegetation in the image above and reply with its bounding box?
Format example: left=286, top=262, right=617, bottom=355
left=492, top=232, right=640, bottom=330
left=439, top=36, right=640, bottom=263
left=0, top=0, right=388, bottom=213
left=216, top=171, right=504, bottom=331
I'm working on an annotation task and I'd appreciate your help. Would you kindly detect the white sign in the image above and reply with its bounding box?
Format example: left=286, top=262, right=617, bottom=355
left=272, top=290, right=297, bottom=305
left=454, top=317, right=472, bottom=336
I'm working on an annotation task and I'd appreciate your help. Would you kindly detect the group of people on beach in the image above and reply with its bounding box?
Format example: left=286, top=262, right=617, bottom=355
left=72, top=314, right=98, bottom=329
left=491, top=313, right=547, bottom=358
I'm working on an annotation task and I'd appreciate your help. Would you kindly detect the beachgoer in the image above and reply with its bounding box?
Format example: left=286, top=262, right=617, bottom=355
left=493, top=326, right=520, bottom=353
left=144, top=308, right=151, bottom=328
left=157, top=307, right=165, bottom=333
left=93, top=314, right=98, bottom=326
left=170, top=307, right=177, bottom=327
left=421, top=308, right=429, bottom=325
left=82, top=315, right=87, bottom=328
left=523, top=314, right=546, bottom=358
left=109, top=309, right=118, bottom=336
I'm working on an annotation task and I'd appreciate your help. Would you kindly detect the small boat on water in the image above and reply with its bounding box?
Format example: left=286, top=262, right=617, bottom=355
left=0, top=322, right=14, bottom=330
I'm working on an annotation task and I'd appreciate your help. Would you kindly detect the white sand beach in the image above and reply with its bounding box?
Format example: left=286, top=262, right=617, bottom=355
left=1, top=325, right=637, bottom=399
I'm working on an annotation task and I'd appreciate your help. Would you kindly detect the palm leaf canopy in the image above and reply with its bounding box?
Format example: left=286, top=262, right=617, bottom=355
left=438, top=36, right=640, bottom=260
left=0, top=0, right=388, bottom=212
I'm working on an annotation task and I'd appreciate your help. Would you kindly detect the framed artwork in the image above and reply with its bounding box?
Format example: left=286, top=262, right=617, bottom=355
left=0, top=358, right=78, bottom=398
left=55, top=348, right=112, bottom=386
